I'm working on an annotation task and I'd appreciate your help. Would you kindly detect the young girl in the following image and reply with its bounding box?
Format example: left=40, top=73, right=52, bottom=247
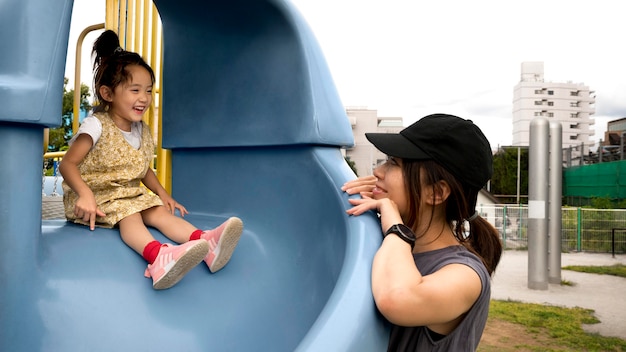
left=60, top=30, right=243, bottom=290
left=342, top=114, right=502, bottom=351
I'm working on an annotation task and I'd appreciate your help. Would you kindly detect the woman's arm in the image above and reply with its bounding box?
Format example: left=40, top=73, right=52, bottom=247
left=347, top=196, right=482, bottom=329
left=372, top=253, right=481, bottom=327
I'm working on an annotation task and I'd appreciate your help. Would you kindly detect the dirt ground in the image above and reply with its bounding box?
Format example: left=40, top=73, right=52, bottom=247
left=478, top=318, right=556, bottom=351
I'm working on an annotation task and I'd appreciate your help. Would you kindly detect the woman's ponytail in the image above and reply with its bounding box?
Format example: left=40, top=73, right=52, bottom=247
left=468, top=216, right=502, bottom=275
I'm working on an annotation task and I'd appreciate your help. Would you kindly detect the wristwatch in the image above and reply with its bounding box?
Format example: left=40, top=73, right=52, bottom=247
left=384, top=224, right=416, bottom=249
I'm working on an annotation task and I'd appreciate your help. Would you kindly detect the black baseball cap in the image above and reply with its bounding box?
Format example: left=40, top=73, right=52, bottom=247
left=365, top=113, right=493, bottom=188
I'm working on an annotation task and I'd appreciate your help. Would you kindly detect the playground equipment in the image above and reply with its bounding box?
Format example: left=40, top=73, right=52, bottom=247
left=0, top=0, right=389, bottom=350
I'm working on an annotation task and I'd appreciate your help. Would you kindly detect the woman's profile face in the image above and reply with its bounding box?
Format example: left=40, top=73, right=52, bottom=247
left=372, top=156, right=409, bottom=218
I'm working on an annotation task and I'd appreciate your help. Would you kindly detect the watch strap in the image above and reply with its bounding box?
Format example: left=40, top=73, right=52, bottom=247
left=384, top=224, right=416, bottom=249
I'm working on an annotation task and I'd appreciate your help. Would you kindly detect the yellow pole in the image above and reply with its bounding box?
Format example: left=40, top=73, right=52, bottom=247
left=155, top=26, right=170, bottom=193
left=105, top=0, right=117, bottom=30
left=73, top=23, right=105, bottom=136
left=118, top=0, right=128, bottom=44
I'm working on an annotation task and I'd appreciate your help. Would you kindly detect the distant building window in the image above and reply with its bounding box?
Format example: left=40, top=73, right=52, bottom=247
left=534, top=111, right=552, bottom=117
left=548, top=102, right=554, bottom=106
left=570, top=113, right=579, bottom=118
left=570, top=91, right=579, bottom=96
left=570, top=135, right=578, bottom=140
left=548, top=90, right=554, bottom=95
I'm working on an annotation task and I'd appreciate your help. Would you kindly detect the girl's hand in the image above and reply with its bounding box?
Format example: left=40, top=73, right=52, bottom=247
left=341, top=175, right=377, bottom=198
left=159, top=193, right=188, bottom=217
left=74, top=194, right=106, bottom=231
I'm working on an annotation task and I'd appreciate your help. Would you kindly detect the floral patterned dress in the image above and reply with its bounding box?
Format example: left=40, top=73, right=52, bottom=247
left=62, top=112, right=163, bottom=228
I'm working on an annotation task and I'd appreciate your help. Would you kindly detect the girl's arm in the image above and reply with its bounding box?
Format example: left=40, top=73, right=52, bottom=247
left=58, top=134, right=105, bottom=230
left=141, top=168, right=188, bottom=216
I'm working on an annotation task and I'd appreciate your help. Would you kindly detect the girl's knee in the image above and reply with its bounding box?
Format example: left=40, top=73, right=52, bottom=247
left=142, top=206, right=173, bottom=225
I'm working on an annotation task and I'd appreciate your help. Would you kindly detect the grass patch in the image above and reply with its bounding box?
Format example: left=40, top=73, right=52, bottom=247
left=480, top=300, right=626, bottom=351
left=562, top=264, right=626, bottom=278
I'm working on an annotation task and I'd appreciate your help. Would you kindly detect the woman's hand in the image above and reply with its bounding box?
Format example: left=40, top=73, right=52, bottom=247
left=341, top=175, right=377, bottom=198
left=159, top=193, right=188, bottom=217
left=346, top=197, right=403, bottom=233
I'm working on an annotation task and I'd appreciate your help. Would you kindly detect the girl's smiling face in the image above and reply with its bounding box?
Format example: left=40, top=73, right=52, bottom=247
left=102, top=64, right=153, bottom=131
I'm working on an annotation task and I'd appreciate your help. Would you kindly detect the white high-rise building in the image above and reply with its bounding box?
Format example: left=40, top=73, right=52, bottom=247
left=344, top=107, right=403, bottom=177
left=512, top=62, right=595, bottom=156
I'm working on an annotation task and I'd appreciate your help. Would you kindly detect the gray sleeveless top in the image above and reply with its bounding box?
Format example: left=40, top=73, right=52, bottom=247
left=387, top=246, right=490, bottom=351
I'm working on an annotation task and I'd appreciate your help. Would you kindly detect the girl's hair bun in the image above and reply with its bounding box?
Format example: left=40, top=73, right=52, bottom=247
left=92, top=30, right=122, bottom=69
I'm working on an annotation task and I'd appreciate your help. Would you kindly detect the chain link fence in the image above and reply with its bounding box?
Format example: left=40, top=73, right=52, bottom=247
left=478, top=205, right=626, bottom=254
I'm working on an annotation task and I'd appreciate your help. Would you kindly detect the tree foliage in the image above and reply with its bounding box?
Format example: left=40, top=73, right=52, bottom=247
left=491, top=146, right=529, bottom=204
left=48, top=78, right=92, bottom=151
left=345, top=157, right=358, bottom=176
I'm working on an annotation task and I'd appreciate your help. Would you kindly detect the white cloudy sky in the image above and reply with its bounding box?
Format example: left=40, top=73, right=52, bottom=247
left=66, top=0, right=626, bottom=149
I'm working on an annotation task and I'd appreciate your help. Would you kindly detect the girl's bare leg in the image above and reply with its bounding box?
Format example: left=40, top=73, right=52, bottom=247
left=142, top=205, right=197, bottom=244
left=118, top=212, right=158, bottom=254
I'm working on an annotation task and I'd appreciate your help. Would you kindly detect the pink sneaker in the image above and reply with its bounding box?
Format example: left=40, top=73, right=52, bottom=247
left=201, top=217, right=243, bottom=273
left=144, top=239, right=209, bottom=290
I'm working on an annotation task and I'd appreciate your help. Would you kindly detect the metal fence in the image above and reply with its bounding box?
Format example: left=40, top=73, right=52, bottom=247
left=478, top=205, right=626, bottom=254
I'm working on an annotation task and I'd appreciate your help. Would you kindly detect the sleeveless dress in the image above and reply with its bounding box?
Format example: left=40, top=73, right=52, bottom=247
left=62, top=112, right=163, bottom=228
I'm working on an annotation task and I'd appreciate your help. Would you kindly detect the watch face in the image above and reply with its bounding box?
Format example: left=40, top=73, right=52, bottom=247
left=393, top=224, right=414, bottom=239
left=386, top=224, right=416, bottom=249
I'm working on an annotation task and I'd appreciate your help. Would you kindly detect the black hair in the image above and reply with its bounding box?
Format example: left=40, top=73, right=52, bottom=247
left=402, top=159, right=502, bottom=275
left=91, top=29, right=155, bottom=112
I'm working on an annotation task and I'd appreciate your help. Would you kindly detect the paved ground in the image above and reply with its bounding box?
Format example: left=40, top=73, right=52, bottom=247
left=42, top=196, right=65, bottom=220
left=492, top=249, right=626, bottom=340
left=41, top=199, right=625, bottom=339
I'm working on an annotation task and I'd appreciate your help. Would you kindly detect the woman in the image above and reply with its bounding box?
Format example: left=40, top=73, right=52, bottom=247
left=342, top=113, right=502, bottom=351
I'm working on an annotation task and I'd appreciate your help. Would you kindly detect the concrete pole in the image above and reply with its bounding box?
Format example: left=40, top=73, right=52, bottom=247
left=528, top=117, right=549, bottom=290
left=548, top=121, right=562, bottom=284
left=516, top=147, right=521, bottom=204
left=580, top=142, right=584, bottom=166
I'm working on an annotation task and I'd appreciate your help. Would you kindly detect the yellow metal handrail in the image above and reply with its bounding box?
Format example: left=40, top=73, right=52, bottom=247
left=73, top=23, right=105, bottom=136
left=44, top=151, right=66, bottom=160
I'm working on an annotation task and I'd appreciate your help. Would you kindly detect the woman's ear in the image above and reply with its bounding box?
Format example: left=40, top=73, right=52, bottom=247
left=99, top=86, right=113, bottom=102
left=425, top=180, right=451, bottom=205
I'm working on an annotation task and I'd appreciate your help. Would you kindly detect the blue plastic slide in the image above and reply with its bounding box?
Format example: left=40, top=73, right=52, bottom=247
left=0, top=0, right=389, bottom=350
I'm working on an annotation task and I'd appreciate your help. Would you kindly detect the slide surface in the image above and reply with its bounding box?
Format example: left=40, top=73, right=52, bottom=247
left=0, top=0, right=389, bottom=350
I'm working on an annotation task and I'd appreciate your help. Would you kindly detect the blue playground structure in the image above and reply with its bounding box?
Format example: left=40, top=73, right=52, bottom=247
left=0, top=0, right=389, bottom=350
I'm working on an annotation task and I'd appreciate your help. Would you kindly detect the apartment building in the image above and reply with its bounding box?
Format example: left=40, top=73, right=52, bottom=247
left=603, top=117, right=626, bottom=146
left=512, top=62, right=595, bottom=158
left=344, top=107, right=403, bottom=177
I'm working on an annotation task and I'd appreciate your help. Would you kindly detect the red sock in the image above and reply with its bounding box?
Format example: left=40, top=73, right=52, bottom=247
left=189, top=229, right=203, bottom=241
left=142, top=240, right=162, bottom=264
